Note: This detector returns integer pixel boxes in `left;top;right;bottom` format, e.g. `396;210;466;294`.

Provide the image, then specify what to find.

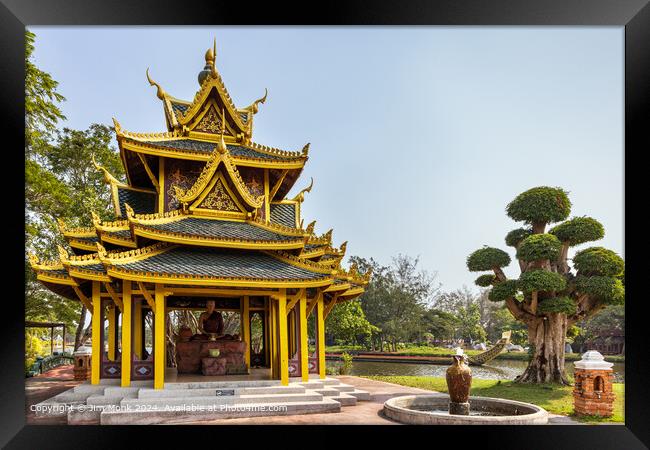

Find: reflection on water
349;359;625;383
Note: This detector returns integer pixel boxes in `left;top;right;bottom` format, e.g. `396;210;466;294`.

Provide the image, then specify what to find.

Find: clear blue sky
29;26;624;293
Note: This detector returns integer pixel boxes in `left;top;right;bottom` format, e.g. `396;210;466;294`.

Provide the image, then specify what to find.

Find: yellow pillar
133;299;143;360
269;298;276;378
241;296;250;369
154;284;166;389
277;290;289;385
121;282;132;387
316;292;326;379
107;305;116;361
91;281;101;385
299;292;309;382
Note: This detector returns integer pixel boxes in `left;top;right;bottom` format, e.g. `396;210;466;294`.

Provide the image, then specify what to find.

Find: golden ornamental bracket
292;177;314;203
57;245;69;263
146;67;166;100
247;88;268;114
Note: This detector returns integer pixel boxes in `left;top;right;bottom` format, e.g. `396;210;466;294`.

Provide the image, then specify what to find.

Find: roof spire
199;38;217;85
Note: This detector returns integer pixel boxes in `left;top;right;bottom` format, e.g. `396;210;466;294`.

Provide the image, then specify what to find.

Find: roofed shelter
28;39;369;389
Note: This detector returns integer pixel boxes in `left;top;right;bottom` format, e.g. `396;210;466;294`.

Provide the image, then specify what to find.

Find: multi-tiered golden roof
29;39;369;389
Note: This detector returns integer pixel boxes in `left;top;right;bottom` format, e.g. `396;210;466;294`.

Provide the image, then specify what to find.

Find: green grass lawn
364;376;624;423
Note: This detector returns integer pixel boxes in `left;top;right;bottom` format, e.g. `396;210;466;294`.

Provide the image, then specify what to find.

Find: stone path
185;376;433;425
25;365;82;424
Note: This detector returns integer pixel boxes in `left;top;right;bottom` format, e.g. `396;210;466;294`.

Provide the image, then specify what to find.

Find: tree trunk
516;313;571;385
74;305;87;351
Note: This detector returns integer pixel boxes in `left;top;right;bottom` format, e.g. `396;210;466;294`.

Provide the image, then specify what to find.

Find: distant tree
467;187;624;384
326;300;379;346
25;31;125;351
422;309;459;342
350;255;440;352
454;303;487;344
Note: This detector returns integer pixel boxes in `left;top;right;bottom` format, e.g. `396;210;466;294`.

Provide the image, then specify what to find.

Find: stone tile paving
25;365;82;425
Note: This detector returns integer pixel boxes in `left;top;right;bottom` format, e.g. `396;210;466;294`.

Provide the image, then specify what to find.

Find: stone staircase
33;378;370;425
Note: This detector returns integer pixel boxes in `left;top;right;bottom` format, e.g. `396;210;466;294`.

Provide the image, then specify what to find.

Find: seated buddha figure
194;300;224;340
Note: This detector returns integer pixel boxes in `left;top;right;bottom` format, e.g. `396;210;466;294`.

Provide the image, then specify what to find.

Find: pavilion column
316;291;326;379
154;284;166;389
299;291;309;382
121;281;132;387
241;296;250;369
133;299;143;360
277;289;289;386
269;298;277;378
91;281;102;385
107;305;116;361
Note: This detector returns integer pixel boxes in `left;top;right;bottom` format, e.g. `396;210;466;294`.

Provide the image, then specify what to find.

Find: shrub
573;247;624;277
549;216;604;246
505;227;532;247
475;274;497;287
506;186;571;225
467;247;511;271
340;352;354;375
516;234;562;262
519;270;567;293
488;280;519;302
537;296;577;314
575;275;625;305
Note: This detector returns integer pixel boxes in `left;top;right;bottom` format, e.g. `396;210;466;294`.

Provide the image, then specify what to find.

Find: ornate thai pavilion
29;41;369;389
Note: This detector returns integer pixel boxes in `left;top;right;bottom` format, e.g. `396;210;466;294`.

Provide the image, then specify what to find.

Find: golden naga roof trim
57;218;96;238
243;88;268;114
308;228;333;246
28;253;65;271
99;241;172;265
263;250;336;276
173;138;264;210
146;68;166;100
292;177;313;203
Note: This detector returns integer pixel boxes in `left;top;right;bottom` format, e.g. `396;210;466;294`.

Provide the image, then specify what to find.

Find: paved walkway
25;365;82;425
187;376;438;425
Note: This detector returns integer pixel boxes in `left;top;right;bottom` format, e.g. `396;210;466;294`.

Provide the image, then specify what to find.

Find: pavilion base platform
33;376;370;425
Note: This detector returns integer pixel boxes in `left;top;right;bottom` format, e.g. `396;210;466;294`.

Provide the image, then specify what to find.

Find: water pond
347;359;625;383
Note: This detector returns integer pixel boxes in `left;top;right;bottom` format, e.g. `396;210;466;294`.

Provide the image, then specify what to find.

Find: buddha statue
194;300;224;340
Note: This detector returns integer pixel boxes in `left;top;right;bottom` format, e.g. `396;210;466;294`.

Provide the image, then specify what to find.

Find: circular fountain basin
383;393;548;425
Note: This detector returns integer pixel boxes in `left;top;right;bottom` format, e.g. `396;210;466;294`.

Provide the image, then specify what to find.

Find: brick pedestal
201;357;227;376
73;350;92;381
573;351;615;417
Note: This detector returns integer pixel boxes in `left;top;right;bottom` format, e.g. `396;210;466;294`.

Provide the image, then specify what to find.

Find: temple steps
98;398;342;425
40;377;371;424
120;391;325;408
138;385;306;398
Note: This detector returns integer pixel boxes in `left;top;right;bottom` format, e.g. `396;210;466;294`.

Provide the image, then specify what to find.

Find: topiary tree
467;186;624;385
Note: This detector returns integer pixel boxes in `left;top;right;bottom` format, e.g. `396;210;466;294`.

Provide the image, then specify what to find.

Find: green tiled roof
270;203;296;228
118;247;328;281
117;187;156;217
137;139;296;161
140;217;298;242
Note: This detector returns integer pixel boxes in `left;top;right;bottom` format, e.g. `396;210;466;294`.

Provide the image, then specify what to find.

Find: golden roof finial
28;252;39;266
91;155;120;185
305;220;316;236
57;218;67;233
301;143;310;157
91;210;101;226
340;241;348;254
292;177;314;203
324;229;333;242
96;242;107;259
112;117;122;134
57;244;69;263
249;88;268;114
124;203;135;218
146;68;166;100
363;266;373;283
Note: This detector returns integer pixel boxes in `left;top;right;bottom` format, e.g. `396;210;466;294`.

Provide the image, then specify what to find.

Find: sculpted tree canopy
468;186;624;384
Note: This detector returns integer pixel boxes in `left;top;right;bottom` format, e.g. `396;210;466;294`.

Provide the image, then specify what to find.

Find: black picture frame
1;0;647;448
